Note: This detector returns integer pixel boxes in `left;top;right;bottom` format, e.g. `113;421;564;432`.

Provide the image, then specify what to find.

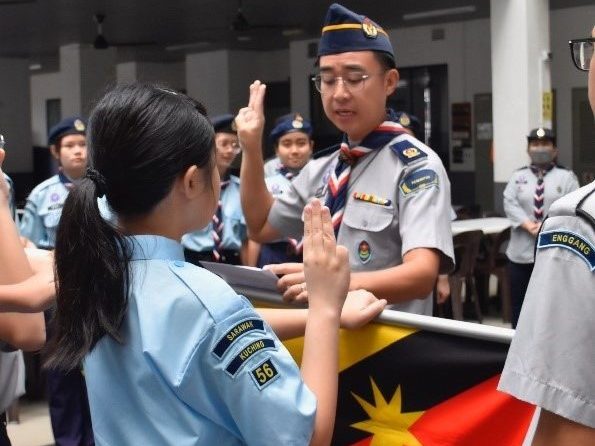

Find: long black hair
45;83;214;370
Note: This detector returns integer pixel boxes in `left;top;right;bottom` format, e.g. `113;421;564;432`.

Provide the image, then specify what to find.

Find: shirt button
174;260;185;267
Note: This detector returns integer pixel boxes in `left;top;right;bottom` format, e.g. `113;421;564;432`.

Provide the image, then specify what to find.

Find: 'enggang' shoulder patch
399;169;439;196
390;140;427;164
538;230;595;271
213;318;265;359
225;338;276;377
250;358;280;390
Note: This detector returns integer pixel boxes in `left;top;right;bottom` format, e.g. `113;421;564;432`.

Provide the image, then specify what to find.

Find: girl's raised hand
302;199;350;314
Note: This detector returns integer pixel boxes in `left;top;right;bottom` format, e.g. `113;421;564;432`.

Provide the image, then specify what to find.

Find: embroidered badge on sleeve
399;169;439;196
538;230;595;271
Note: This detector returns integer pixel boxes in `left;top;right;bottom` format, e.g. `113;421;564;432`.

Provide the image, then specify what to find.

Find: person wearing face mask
502;127;579;327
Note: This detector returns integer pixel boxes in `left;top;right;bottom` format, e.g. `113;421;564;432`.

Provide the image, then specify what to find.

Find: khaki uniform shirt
499;182;595;428
503;165;579;264
268;133;454;315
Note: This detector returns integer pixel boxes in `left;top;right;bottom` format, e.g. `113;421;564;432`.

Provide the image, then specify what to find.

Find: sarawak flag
282;322;535;446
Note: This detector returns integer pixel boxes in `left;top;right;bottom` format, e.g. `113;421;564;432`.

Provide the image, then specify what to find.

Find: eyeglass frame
568;37;594;72
311;71;387;94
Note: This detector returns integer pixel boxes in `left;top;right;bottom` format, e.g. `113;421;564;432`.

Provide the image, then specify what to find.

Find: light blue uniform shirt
181;176;246;252
19;175;69;249
19;174;114;249
84;235;316;446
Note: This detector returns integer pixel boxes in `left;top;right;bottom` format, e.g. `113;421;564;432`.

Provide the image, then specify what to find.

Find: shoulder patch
390;140;427;164
250;358;280;390
212;318;265;359
399;169;439;196
538;230;595;271
225;338;276;377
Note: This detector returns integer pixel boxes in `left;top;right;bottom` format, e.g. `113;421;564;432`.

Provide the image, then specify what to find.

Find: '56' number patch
251;358;279;390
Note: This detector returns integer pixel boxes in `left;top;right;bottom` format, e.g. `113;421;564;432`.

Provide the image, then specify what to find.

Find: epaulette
576;187;595;231
313;143;340;160
390;139;427;165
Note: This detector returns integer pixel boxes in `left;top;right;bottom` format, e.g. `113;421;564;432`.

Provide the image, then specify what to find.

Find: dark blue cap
48;116;86;145
528;127;555;144
211;114;237;134
269;113;313;144
318;3;394;60
394;112;421;138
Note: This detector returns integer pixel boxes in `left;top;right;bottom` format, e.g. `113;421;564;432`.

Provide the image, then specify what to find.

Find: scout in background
19;117;88;249
502;127;578;327
45;82;386;445
181;114;249;265
251;113;314;267
499;27;595;445
236;3;454;313
18;117;95;446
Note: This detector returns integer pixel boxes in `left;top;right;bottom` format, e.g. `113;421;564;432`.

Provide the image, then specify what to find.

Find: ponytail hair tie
85;167;107;198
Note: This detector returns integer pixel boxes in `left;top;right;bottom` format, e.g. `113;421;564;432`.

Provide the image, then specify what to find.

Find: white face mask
529;146;554;165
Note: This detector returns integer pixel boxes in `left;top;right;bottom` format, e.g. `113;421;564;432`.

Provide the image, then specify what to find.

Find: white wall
0;58;32;172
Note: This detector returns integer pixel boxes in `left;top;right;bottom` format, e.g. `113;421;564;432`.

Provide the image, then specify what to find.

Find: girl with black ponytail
46;83;385;446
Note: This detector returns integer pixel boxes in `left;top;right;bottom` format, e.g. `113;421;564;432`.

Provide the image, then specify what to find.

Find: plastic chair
475;227;512;322
447;230;484;322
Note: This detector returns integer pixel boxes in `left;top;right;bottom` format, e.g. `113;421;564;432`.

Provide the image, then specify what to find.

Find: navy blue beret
211;114;237;134
48;116;86;145
394;112;421;137
318;3;394;60
527;127;555;143
269;113;313;144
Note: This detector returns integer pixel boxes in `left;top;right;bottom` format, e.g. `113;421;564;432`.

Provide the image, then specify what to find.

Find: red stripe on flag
409;375;535;446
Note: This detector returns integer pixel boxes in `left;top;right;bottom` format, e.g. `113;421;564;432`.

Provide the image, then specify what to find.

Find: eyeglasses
569;37;594;71
311;71;385;94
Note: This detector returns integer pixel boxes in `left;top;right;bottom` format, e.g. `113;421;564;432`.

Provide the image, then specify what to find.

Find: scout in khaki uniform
499;27;595;445
503;127;579;327
236;3;454;314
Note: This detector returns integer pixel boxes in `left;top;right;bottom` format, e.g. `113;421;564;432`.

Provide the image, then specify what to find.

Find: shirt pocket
41;208;62;229
342;200;394;232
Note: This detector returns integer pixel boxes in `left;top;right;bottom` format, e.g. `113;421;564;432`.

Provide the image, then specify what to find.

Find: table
451;217;512;236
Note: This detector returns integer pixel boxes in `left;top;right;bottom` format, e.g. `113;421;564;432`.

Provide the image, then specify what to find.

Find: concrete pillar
490;0;551;208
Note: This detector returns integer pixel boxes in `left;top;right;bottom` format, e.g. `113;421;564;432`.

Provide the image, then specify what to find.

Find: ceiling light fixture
403;6;476;21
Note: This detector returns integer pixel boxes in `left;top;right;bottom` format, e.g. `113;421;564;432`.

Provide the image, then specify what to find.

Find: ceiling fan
215;0;302;34
93;13;157;50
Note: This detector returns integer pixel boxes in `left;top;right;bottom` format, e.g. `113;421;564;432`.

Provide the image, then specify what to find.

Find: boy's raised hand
235;80;266;152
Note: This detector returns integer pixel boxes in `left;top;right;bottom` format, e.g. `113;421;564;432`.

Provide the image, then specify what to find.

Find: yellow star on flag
351;377;424;446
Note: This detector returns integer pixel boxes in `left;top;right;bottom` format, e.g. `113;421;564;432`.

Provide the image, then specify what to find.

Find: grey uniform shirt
503;166;579;263
498;182;595;429
268;133;454;315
